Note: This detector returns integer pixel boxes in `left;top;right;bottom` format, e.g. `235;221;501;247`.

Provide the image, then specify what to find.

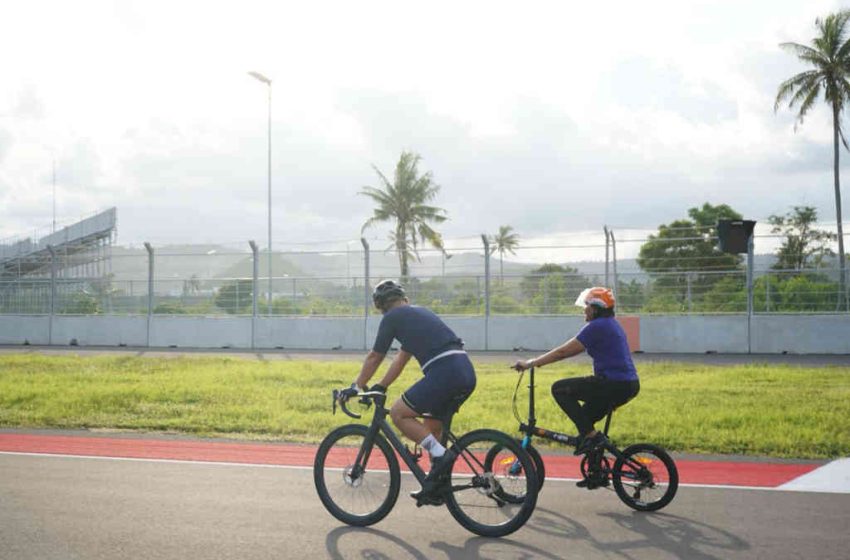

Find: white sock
420;434;446;458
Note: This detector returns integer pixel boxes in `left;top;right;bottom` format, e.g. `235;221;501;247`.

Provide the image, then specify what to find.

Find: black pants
551;376;640;436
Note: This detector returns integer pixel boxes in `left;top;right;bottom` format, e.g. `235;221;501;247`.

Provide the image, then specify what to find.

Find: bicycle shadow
431;536;563;560
518;507;749;560
324;525;430;560
520;506;594;540
595;510;750;560
325;524;562;560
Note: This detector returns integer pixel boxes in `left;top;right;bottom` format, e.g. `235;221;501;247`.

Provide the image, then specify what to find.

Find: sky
1;0;849;262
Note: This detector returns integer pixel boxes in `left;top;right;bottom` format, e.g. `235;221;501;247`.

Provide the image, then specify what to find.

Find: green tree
769;206;836;272
214;280;253;314
775;11;849;309
520;263;591;313
637;203;743;304
489;225;520;286
61;292;100;314
360;151;448;281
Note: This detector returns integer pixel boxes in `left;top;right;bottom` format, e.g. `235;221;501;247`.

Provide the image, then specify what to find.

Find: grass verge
0;354;847;459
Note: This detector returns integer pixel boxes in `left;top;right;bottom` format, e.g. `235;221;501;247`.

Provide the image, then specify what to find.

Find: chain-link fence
1;229;848;316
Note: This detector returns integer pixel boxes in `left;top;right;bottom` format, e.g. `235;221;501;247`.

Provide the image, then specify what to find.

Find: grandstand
0;208;116;312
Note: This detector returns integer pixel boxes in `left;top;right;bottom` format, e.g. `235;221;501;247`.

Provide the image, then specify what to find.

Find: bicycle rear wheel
612;443;678;512
444;429;538;537
482;440;545;503
313;424;400;526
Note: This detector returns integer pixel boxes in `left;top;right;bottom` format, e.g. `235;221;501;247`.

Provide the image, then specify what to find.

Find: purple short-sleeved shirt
575;317;638;382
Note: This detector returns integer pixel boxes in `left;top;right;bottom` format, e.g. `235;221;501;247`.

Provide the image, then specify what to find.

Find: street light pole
248;71;273;315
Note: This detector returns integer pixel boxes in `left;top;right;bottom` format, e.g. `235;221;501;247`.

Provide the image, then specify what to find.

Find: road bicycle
492;367;678;512
313;388;539;537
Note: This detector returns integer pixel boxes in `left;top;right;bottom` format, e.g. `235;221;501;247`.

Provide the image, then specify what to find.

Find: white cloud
1;0;848;255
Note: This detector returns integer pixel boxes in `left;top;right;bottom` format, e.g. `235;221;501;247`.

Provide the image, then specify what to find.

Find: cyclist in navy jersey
513;287;639;482
339;279;477;501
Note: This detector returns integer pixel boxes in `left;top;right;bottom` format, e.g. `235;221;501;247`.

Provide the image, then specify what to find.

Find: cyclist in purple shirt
513;287;639;481
339;280;476;502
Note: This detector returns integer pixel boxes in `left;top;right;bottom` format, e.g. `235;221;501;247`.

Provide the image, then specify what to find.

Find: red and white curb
777;458;850;494
0;433;846;493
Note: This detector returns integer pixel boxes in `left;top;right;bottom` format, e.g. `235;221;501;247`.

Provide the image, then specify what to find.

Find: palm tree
360;151;448;281
775;11;850;310
490;225;520;285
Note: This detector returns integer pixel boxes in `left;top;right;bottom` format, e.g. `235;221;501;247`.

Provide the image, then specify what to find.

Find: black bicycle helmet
372;279;406;309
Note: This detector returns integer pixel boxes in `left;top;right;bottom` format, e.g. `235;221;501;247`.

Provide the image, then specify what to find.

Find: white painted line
0;451;313;471
778;458;850;494
2;450;842;494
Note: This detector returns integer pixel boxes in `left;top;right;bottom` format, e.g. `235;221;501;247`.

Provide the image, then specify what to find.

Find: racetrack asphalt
1;439;848;560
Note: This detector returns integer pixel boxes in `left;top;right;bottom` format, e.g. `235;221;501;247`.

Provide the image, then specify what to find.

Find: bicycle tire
482;440;546;503
612;443;678;512
444;429;538;537
313;424;401;526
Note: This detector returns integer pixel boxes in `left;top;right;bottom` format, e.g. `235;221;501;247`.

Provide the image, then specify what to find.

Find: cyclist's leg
392;369;461;454
389;398;431;443
552;376;602;436
585;379;641;426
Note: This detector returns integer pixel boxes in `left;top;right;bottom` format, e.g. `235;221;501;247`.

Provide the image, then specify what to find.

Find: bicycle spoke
444;429;538;537
314;425;400;526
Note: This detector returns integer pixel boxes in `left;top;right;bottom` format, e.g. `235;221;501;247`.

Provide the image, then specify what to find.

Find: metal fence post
47;245;56;345
481;234;490;351
144;242;154;347
610;229;619;298
747;233;754;354
361;238;370;350
603;225;610;288
249;240;259;349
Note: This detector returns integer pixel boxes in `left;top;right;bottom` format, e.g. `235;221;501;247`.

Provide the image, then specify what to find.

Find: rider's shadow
594;511;751;560
431;536;563;560
324;525;430;560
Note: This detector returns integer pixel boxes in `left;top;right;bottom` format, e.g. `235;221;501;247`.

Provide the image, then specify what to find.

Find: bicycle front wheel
482;440;546;503
313;424;401;526
612;443;678;512
445;429;538;538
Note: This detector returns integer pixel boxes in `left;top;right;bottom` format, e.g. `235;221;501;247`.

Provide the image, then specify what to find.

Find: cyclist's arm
355;350;385;389
526;337;585;368
375;350;413;388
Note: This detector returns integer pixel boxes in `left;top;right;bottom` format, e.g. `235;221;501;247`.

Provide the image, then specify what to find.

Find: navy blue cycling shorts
402;353;476;419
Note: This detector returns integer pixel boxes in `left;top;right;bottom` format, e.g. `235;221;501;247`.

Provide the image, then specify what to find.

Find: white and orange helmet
574;287;615;309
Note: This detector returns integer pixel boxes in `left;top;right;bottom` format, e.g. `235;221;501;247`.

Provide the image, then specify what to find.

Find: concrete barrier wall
639;315;750;353
0;314;848;354
53;316;147;347
752;314;850;354
0;315;50;345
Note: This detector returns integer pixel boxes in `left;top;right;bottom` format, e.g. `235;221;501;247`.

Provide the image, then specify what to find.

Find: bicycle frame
335;390;461;488
516;368;632;467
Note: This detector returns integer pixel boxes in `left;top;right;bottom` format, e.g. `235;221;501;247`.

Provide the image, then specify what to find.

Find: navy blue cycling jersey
372;305;463;367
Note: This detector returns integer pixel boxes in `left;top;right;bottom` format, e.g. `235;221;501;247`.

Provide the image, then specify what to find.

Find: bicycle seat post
603;405;614;436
